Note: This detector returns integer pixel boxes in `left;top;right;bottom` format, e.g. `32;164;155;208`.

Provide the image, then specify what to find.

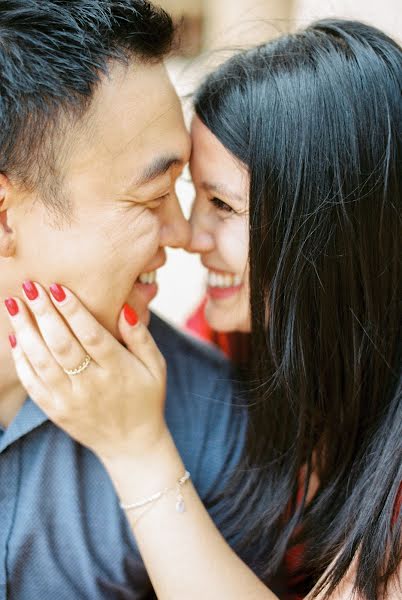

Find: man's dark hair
0;0;174;206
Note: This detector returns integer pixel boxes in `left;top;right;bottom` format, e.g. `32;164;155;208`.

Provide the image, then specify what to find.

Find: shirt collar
0;397;47;453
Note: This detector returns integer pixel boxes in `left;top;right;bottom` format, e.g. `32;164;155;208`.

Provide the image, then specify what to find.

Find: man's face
1;61;191;338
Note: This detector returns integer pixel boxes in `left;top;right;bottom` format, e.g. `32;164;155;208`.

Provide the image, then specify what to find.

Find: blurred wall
203;0;293;48
157;0;201;16
294;0;401;41
159;0;401;48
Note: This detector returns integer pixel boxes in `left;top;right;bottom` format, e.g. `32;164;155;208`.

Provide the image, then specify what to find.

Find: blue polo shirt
0;313;246;599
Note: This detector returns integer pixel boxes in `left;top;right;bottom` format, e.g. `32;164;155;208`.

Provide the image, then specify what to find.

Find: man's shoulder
149;311;231;381
149;314;246;504
149;312;240;426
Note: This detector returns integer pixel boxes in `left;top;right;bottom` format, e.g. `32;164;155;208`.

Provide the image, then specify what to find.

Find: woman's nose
159;194;192;250
186;205;215;254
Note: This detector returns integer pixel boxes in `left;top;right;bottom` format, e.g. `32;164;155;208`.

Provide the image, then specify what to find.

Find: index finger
48;283;122;366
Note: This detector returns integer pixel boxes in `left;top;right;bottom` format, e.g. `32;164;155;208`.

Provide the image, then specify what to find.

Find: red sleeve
185;297;249;363
392;483;402;526
185;297;213;342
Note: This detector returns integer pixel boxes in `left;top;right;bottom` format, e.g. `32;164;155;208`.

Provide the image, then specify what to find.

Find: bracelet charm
120;470;191;518
176;494;185;513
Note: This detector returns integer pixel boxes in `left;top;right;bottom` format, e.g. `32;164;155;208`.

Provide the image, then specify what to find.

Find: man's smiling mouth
137;270;157;285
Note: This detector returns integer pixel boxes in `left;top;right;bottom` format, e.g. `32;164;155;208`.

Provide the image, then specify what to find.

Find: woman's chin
204;301;250;334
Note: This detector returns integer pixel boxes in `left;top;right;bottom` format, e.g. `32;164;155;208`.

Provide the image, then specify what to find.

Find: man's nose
159;194;192;249
186;203;215;254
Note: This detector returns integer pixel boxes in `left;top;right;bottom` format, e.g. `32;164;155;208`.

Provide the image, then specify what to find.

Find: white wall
203;0;293;48
293;0;401;42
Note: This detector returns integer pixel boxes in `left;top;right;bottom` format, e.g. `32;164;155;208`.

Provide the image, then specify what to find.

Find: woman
187;17;402;597
5;19;401;599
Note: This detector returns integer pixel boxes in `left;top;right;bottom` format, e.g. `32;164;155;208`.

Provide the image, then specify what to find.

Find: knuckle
50;402;66;422
34;355;52;372
52;338;73;357
81;327;104;347
62;294;79;316
23;379;36;398
135;327;149;347
30;302;46;317
32;300;52;318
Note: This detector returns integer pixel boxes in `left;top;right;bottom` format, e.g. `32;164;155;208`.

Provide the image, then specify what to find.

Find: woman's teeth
207;271;242;288
138;270;157;285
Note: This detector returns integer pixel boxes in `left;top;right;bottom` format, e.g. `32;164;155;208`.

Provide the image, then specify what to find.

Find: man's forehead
87;61;184;147
68;61;190;178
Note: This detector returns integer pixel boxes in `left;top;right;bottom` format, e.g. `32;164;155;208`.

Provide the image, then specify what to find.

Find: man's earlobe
0;177;17;258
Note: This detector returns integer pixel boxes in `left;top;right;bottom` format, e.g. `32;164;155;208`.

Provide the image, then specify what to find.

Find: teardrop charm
176;496;185;513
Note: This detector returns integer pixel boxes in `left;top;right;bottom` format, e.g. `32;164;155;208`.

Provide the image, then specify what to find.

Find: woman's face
189;116;251;333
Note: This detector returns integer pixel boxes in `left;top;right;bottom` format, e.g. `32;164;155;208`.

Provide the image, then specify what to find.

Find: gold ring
63;354;92;376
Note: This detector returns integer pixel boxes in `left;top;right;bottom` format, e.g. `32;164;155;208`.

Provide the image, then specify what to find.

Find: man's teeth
207;271;242;288
138;270;157;284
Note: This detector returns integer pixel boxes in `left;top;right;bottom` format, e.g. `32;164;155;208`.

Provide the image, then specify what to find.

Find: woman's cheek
219;218;249;274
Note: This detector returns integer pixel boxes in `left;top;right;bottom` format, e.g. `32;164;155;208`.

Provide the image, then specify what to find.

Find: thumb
118;303;166;380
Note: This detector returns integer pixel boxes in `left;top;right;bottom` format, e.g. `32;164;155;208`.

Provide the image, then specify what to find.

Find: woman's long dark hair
194;20;401;599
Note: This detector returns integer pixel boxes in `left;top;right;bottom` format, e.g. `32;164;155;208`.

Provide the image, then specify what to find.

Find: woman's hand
4;281;167;462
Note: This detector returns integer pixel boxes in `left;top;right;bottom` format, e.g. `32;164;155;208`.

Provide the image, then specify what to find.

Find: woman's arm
102;429;275;600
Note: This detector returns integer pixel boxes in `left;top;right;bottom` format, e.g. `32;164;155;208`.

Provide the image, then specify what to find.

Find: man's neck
0;336;27;428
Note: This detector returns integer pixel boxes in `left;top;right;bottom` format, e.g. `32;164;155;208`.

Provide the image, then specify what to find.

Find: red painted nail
4;297;19;316
22;280;39;301
49;283;66;303
123;303;138;327
8;334;17;348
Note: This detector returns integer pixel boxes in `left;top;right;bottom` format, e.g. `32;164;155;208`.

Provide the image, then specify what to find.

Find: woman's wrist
99;425;186;507
94;417;170;463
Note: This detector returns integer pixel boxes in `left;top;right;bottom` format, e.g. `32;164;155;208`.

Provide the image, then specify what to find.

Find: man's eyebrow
134;156;184;187
201;181;244;204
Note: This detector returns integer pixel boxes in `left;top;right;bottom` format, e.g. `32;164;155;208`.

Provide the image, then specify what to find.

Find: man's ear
0;173;17;258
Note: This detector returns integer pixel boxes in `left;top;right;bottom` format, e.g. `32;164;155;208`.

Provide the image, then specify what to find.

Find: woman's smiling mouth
206;269;243;300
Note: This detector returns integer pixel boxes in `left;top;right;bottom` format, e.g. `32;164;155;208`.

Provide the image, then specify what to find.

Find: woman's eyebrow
201;181;244;204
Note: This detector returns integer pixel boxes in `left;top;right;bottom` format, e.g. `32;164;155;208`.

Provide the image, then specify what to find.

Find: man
0;2;245;598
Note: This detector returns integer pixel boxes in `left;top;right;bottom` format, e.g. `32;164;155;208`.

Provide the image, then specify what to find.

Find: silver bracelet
120;470;191;514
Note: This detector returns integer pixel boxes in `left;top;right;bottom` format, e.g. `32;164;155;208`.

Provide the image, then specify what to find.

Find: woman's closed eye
210;197;235;214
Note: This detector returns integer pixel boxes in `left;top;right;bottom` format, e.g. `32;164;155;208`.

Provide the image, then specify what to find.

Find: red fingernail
22;280;39;301
49;283;66;303
4;297;19;316
123;303;138;327
8;334;17;349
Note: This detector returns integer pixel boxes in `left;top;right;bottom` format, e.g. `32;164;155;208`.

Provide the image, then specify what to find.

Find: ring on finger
63;354;92;376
